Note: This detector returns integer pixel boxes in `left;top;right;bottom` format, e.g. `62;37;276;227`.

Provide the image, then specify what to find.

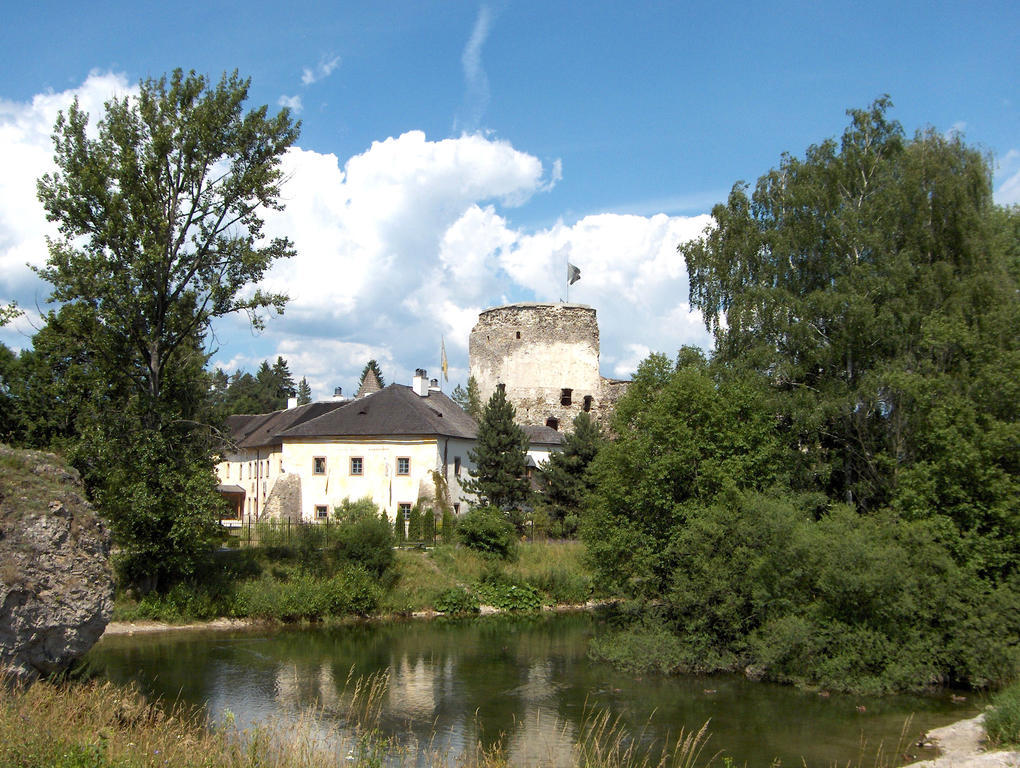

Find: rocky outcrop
0;444;113;681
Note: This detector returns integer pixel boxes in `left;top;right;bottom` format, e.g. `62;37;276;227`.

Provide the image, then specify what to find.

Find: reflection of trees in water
88;615;965;766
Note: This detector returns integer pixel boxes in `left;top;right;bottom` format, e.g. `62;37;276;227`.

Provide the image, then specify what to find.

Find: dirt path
102;618;258;636
907;715;1019;768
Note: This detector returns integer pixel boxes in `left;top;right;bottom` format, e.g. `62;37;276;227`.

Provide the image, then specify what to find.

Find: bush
456;506;517;559
232;566;380;620
986;682;1020;747
432;586;479;614
333;512;395;580
473;573;541;611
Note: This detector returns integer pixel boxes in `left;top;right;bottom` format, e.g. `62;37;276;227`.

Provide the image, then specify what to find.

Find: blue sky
1;1;1017;398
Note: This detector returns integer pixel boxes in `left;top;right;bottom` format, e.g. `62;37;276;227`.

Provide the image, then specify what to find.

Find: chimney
429;378;440;392
412;369;429;397
330;386;346;402
287;396;298;409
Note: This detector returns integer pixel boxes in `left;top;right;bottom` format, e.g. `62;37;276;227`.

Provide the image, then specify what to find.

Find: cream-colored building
215;372;480;524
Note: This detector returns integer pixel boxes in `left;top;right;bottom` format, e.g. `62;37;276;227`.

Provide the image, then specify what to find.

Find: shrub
407;505;423;541
986;682;1020;747
333;496;381;524
432;586;479;614
232;567;380;620
333;512;395;580
456;506;517;559
473;579;541;611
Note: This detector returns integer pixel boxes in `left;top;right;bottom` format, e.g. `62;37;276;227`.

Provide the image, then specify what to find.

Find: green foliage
432;586;480;614
583;351;784;596
680;97;1019;542
393;508;406;542
232;566;380;620
455;506;518;559
539;411;602;534
296;376;312;405
985;682;1020;747
464;387;531;517
333;496;382;523
332;508;395;581
358;359;385;391
33;69;299;592
583;99;1019;693
451;376;482;421
472;579;542;612
593;490;1019;692
407;504;423;541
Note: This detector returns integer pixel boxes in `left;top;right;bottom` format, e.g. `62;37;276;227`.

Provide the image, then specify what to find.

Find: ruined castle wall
469;303;616;428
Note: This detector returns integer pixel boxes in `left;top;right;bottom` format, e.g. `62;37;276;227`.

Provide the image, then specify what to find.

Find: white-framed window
315;504;329;520
396;457;410;475
399;502;412;520
313;456;326;475
350;457;363;475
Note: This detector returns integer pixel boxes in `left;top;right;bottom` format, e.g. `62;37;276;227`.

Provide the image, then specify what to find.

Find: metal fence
222;518;444;549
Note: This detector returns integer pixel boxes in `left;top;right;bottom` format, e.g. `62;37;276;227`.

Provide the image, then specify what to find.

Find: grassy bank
0;675;715;768
113;540;596;624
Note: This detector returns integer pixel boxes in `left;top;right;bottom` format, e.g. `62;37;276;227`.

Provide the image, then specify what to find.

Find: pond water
87;613;979;767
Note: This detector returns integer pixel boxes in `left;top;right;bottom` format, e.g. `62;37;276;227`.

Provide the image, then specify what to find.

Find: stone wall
261;472;302;522
469;302;628;429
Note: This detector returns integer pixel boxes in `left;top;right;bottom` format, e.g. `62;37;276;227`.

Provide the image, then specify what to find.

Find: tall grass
1;672;721;768
985;682;1020;747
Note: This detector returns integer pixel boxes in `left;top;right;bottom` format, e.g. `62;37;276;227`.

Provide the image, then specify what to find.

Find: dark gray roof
226;401;349;449
278;384;477;440
522;425;565;446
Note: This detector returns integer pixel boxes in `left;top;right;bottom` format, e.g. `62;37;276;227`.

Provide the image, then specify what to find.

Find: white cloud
0;71;136;305
301;55;341;86
456;5;493;133
278;94;303;113
0;74;713;401
253;132;711;390
995;149;1020;206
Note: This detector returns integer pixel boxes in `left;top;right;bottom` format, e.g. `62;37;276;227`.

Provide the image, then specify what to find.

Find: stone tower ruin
468;302;627;429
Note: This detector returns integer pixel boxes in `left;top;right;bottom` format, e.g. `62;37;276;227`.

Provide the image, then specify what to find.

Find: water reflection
88;613;978;767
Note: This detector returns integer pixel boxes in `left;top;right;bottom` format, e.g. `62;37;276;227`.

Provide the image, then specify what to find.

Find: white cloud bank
0;73;713;397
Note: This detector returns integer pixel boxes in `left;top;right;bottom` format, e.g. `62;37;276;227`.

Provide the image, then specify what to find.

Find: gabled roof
522;425;565;446
278;384;477;440
226;401;350;449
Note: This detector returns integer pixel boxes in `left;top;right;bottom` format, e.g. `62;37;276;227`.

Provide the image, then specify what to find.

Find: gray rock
0;444;113;681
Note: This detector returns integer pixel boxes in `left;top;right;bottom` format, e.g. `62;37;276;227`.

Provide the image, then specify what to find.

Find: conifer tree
464;387;531;519
296;377;312;405
540;411;602;531
407;505;423;541
358;360;385;391
451;376;483;421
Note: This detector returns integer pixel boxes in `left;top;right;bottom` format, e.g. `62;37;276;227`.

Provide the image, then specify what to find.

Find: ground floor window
399;502;412;520
315;504;329;520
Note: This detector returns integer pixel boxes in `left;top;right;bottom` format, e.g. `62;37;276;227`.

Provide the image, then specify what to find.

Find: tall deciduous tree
34;69;300;590
464;387;531;519
680;97;1018;572
38;69;298;420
